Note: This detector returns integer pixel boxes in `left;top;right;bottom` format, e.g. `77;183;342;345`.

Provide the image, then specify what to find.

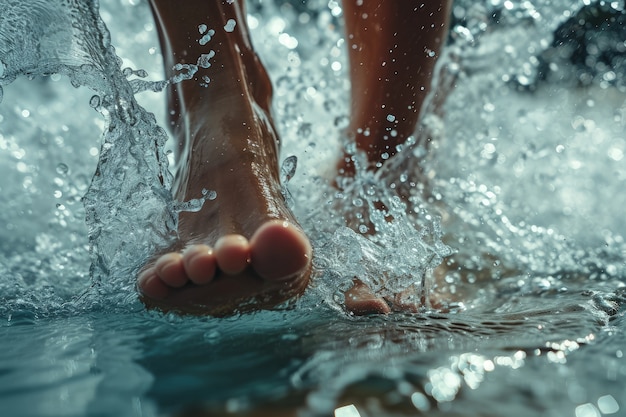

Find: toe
138;268;172;300
155;253;188;288
183;245;217;284
249;220;312;281
214;235;251;275
344;279;391;315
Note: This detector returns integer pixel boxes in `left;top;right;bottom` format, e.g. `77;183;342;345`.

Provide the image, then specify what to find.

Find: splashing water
1;0;626;416
0;0;452;313
0;0;177;311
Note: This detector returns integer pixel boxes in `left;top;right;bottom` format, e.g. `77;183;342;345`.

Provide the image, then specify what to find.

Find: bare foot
338;0;453;315
142;0;451;316
140;0;312;315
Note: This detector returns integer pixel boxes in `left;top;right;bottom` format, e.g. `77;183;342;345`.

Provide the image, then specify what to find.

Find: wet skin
140;0;451;315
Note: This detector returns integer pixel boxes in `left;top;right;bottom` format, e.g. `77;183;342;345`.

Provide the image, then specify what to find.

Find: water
1;0;625;416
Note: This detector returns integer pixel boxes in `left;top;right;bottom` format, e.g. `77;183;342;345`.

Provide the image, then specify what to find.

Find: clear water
1;0;625;416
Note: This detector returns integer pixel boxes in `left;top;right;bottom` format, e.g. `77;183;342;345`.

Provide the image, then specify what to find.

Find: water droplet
171;63;199;83
224;19;237;32
297;123;312;138
334;115;349;129
180;198;204;213
201;188;217;200
597;395;619;415
453;25;475;44
197;51;215;68
323;99;337;112
280;155;297;184
199;29;215;45
56;163;69;176
89;95;101;108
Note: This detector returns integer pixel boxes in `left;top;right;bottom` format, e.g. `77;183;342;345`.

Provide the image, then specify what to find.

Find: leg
340;0;452;173
341;1;452;313
138;0;312;315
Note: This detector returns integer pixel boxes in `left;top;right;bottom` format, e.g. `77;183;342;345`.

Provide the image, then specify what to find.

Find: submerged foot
139;220;312;315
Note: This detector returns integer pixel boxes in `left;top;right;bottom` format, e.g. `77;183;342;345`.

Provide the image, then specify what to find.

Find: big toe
249;220;312;281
